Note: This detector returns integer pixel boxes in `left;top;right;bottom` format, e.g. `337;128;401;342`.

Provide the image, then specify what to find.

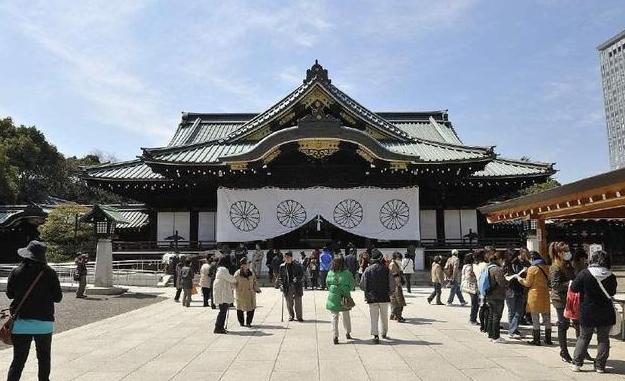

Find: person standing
213;255;237;334
180;257;194;308
325;255;354;344
234;258;261;327
504;250;527;339
344;248;358;291
476;248;493;333
549;242;576;363
74;254;88;299
309;249;319;290
174;256;184;302
199;256;213;307
271;251;283;288
445;249;466;306
319;247;332;290
518;251;552;346
358;250;370;284
252;244;264;279
266;248;276;283
571;250;618;373
279;252;304;322
389;252;407;322
235;243;247;269
360;249;391;344
427;256;445;305
401;252;415;293
301;251;311;290
208;257;218;309
461;253;479;325
485;251;508;343
6;240;63;381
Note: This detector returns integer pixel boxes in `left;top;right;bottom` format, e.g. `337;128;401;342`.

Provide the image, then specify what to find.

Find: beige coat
389;260;406;308
431;262;445;284
234;269;260;312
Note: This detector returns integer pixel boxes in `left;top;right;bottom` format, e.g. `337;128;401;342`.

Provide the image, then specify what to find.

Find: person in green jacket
325;254;354;345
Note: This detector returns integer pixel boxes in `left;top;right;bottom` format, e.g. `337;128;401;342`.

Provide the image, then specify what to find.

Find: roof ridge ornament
304;59;331;85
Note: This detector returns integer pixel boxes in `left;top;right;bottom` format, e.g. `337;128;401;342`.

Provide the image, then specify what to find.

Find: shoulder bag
0;271;45;345
592;274;622;336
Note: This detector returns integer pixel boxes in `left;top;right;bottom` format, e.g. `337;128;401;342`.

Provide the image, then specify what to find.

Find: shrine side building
83;62;555;254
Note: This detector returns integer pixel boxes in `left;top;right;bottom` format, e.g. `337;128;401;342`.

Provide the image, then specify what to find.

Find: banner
216;187;419;242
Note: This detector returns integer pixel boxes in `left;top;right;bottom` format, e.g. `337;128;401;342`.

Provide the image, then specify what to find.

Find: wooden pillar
537;218;548;257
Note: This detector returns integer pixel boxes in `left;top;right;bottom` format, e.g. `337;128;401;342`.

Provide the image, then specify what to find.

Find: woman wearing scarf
548;241;576;363
518;251;552;346
570;250;617;373
234;258;261;327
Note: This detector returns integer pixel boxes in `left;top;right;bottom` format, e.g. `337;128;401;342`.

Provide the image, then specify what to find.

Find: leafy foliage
516;178;561;197
38;204;95;262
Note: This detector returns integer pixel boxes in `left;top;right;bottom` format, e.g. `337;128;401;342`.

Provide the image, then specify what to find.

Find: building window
96;221;108;234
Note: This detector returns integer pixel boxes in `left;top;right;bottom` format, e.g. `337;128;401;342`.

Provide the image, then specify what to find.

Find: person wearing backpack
482;251;508;343
518;251;552;346
427;256;445;305
570;250;618;373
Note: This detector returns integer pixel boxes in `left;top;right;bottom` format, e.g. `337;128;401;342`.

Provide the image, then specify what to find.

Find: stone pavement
1;286;625;381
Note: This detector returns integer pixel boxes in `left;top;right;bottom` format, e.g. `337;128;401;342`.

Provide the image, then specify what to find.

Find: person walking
213;255;237;334
427;255;445;305
319;246;332;290
74;254;88;299
199;256;213;307
360;249;391;344
279;252;304;322
504;250;527;339
6;240;63;381
174;256;184;302
389;252;406;322
252;244;264;280
518;251;552;346
445;249;466;306
485;251;508;343
461;253;479;325
570;250;618;373
234;258;261;327
180;257;194;307
548;242;576;363
401;252;415;293
344;248;358;291
325;255;354;344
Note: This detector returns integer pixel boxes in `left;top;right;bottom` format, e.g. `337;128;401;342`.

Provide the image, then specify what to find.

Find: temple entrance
271;216;370;249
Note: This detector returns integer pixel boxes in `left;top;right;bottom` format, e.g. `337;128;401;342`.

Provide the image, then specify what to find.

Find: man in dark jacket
360;249;391;344
6;240;62;381
344;248;358;291
266;248;276;282
279;252;304;322
174;257;184;302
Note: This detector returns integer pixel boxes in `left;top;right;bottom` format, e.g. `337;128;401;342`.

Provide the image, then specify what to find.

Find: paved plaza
1;286;625;381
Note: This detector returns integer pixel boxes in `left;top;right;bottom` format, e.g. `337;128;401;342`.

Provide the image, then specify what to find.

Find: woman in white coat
401;253;415;293
213;255;237;334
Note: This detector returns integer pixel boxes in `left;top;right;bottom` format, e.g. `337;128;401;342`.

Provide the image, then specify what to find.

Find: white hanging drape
216;187;419;242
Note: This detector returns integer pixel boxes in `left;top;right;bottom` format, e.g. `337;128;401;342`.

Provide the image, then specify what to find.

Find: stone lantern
80;205;128;294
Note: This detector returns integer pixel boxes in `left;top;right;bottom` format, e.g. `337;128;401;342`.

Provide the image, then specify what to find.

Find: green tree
38;203;95;262
516;178;561;197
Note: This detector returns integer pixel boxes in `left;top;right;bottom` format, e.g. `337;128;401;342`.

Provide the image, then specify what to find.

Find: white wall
157;212;190;242
444;209;478;240
198;212;216;242
419;210;437;240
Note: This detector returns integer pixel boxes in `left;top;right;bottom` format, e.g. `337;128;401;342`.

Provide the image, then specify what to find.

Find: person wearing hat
74;253;89;298
444;249;466;306
6;240;62;381
279;251;304;321
359;248;391;344
234;258;261;327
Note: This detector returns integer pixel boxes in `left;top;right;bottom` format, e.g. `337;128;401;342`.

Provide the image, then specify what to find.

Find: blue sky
1;1;624;183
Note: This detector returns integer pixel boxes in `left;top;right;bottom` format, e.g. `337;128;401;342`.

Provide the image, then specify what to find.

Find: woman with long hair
548;241;576;362
213;255;237;334
461;253;479;325
325;255;354;344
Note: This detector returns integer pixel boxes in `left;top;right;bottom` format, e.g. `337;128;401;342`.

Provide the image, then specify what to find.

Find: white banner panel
217;187;419;242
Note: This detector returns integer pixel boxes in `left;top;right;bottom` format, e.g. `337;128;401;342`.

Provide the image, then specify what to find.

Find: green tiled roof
168;121;243;147
392;118;462;145
81;204;130;224
117;209;149;228
85;160;165;180
470;159;554;178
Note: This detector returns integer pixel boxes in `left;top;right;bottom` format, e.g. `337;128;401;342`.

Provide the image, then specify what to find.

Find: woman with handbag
461;253;479;325
325;255;354;345
570;250;618;373
4;240;62;381
234;258;261;327
548;241;576;363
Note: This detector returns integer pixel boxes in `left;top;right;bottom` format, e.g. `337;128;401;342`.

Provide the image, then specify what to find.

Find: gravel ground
0;291;166;350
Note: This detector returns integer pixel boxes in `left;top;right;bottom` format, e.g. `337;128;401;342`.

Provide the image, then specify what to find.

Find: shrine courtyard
2;286;624;381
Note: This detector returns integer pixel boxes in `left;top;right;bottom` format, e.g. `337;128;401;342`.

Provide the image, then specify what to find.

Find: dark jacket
360;261;391;304
75;261;87;277
549;262;575;309
279;262;304;297
503;258;526;295
180;266;194;289
571;267;617;328
345;253;358;275
485;262;507;301
6;260;63;321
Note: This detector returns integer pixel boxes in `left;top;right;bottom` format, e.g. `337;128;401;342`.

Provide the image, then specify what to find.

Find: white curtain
216;187;419;242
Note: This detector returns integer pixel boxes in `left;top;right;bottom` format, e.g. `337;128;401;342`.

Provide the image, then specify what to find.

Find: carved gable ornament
298;140;340;159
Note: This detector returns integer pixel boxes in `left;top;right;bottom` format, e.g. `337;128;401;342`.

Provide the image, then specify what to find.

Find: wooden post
536;218;547;257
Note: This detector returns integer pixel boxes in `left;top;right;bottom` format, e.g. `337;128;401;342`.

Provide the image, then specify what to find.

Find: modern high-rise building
599;29;625;169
